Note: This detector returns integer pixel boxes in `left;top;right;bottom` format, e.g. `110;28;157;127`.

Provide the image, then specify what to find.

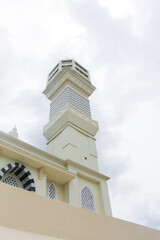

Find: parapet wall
0;182;159;240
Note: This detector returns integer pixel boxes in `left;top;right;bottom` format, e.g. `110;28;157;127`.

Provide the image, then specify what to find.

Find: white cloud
97;0;136;18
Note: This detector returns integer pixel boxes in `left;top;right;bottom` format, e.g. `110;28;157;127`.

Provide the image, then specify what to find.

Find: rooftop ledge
0;131;76;184
43;103;99;142
43;67;96;101
65;159;110;182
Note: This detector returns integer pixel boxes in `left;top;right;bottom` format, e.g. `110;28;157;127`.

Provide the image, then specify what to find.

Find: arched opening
0;163;36;192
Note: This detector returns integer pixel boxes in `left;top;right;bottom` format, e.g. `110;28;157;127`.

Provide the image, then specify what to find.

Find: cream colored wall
0;226;65;240
47;125;98;171
63;182;69;203
0;154;73;204
0;155;15;168
99;180;112;216
0;154;112;216
0;182;160;240
0;155;67;201
67;177;79;207
66;163;112;215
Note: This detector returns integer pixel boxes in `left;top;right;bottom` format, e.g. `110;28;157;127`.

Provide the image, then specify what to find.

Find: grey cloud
132;198;160;230
0;0;160;231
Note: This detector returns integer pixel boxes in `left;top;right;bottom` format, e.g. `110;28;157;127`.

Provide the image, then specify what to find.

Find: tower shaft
43;59;99;171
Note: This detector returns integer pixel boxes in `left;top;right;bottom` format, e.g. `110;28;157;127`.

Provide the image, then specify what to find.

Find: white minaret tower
43;59;112;215
43;59;99;171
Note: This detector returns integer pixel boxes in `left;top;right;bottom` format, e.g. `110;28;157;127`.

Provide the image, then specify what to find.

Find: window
48;182;57;199
81;186;96;211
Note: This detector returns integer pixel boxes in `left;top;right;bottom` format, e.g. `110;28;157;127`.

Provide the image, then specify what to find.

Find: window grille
2;175;19;187
48;182;56;199
81;186;96;211
49;87;91;119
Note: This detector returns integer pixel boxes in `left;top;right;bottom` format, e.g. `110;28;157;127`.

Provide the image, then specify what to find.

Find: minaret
43;59;99;171
43;60;112;216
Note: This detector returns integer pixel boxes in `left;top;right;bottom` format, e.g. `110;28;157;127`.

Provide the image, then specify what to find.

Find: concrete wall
0;156;66;202
47;125;98;171
0;155;112;215
0;226;64;240
0;182;159;240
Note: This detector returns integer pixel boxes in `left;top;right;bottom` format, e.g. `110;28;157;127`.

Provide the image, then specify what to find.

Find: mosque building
0;59;159;239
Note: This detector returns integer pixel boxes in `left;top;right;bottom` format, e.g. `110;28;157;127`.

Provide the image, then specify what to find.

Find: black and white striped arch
0;163;36;192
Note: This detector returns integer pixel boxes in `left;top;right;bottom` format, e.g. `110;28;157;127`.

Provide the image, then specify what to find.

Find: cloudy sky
0;0;160;230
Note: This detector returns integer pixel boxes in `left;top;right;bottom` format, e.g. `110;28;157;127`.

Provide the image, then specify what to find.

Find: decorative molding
62;143;77;149
43;103;99;142
38;167;45;180
43;68;95;101
66;159;110;182
0;134;76;185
